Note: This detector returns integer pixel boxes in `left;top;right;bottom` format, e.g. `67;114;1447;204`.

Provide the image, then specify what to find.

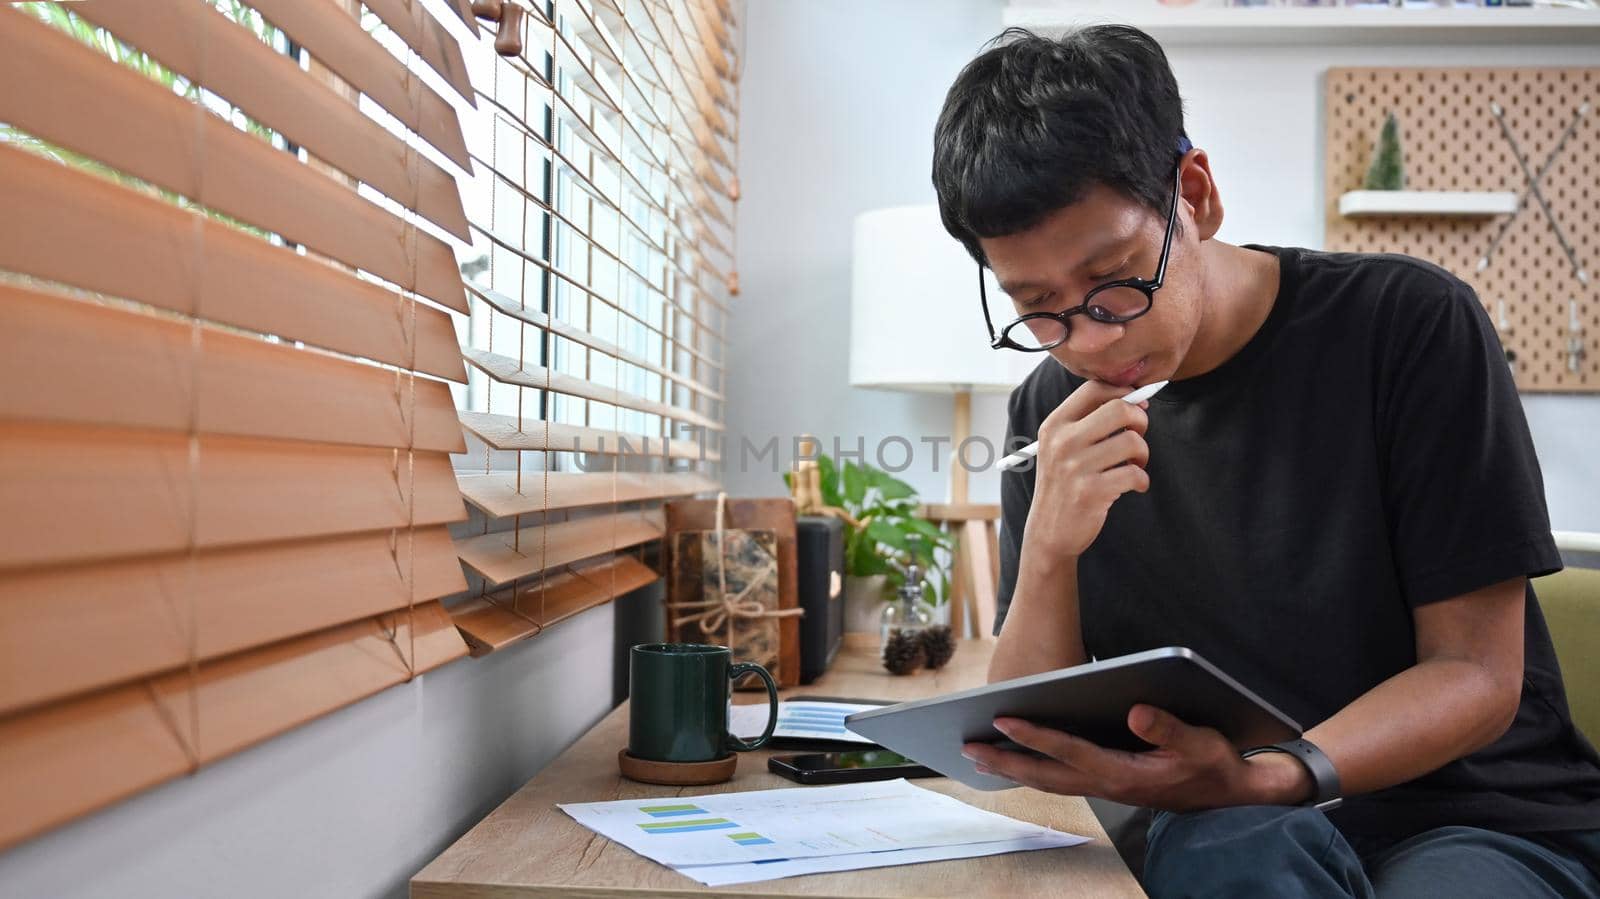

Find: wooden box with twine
663;494;803;687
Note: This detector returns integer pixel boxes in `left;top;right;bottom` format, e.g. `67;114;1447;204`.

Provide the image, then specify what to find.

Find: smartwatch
1241;738;1343;811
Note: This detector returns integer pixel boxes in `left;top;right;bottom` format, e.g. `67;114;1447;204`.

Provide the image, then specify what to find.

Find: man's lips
1094;358;1147;387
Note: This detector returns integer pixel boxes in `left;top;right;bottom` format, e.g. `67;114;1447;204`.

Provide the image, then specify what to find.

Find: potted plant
784;453;954;631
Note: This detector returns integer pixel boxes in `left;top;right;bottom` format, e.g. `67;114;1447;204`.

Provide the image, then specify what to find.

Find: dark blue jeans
1144;805;1600;898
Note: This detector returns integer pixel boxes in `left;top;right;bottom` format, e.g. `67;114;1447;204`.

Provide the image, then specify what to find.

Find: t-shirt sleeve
1374;274;1561;608
993;384;1038;636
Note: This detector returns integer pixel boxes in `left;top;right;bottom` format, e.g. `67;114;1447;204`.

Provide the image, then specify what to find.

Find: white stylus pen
996;380;1169;473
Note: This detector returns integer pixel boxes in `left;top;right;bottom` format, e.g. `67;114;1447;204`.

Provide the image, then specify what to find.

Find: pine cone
920;625;955;669
882;629;925;676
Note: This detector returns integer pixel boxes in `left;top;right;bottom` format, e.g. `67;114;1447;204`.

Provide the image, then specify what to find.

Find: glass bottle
880;549;932;674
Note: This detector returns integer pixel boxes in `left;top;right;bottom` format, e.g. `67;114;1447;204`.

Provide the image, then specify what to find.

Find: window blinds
0;0;476;850
448;0;739;654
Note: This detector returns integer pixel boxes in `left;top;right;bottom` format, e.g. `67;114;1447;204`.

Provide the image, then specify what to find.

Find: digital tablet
844;647;1301;791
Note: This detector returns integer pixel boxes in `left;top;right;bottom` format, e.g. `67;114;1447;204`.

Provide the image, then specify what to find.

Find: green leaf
850;543;890;578
781;470;792;491
872;470;917;501
905;517;946;544
841;461;866;506
817;453;843;508
865;518;908;552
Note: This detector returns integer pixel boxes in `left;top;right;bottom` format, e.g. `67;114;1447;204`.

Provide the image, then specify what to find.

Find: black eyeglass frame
978;162;1185;353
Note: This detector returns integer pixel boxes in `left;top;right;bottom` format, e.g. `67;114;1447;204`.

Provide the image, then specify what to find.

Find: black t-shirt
995;244;1600;839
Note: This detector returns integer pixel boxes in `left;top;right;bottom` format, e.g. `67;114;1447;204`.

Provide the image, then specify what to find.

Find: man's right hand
1020;379;1152;560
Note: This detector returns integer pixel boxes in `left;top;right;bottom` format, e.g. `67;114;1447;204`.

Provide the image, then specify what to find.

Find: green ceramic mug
628;643;779;763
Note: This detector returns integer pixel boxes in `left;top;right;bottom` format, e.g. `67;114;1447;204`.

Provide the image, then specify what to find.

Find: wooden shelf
1002;5;1600;46
1338;189;1520;217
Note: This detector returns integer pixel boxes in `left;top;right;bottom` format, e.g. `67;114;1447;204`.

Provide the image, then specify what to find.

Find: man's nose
1062;316;1127;356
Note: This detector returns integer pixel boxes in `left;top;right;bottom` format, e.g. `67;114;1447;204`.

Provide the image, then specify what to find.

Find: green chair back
1536;566;1600;744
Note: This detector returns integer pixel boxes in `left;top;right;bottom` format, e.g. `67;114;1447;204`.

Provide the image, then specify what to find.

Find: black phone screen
768;749;939;784
786;749;921;771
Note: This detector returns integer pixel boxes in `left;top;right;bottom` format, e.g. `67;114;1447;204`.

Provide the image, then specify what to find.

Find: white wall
728;6;1600;531
725;0;1012;507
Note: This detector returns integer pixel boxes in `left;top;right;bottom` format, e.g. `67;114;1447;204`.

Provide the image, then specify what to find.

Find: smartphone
767;749;939;785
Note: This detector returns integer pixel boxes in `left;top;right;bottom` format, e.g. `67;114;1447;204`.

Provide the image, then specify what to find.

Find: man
933;25;1600;897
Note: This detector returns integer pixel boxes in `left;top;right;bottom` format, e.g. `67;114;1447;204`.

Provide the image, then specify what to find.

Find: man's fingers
1091;463;1151;501
962;741;1098;796
1072;429;1149;475
1127;704;1204;753
1043;379;1132;430
991;718;1130;783
1081;394;1149;440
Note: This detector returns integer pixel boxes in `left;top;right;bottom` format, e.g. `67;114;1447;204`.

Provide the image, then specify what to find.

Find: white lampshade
849;204;1034;393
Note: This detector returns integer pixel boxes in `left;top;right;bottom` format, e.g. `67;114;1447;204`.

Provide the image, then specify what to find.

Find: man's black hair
932;26;1188;265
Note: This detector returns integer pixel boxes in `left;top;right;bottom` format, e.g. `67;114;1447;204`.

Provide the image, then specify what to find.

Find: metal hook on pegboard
1478;102;1590;287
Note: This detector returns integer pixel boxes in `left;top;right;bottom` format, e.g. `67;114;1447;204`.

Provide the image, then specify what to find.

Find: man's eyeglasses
978;162;1184;353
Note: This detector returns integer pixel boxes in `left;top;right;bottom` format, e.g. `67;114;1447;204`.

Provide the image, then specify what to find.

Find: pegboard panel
1325;67;1597;393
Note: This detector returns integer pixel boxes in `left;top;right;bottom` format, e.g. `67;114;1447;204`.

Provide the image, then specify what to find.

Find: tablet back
845;647;1301;791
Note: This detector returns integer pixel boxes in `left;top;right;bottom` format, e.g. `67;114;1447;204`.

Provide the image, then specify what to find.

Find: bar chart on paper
730;700;881;744
561;779;1057;867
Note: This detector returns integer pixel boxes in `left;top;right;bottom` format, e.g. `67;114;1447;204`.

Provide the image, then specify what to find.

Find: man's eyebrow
996;232;1140;297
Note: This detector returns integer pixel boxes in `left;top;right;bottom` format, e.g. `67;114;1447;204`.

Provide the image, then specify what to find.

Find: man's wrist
1242;750;1316;806
1018;534;1079;575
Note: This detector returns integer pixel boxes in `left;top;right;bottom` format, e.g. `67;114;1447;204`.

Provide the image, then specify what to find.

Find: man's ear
1180;148;1224;242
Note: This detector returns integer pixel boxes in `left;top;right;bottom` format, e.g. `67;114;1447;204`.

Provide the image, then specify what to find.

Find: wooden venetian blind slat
683;0;731;56
458;410;720;461
456;471;719;518
0;6;468;315
0;601;464;851
0;284;465;453
0;526;464;717
455;509;666;585
469;283;723;401
247;0;472;169
463;347;723;432
442;0;481;36
474;132;730;319
68;0;471;242
469;220;720;369
361;0;476;105
0;149;465;383
0;423;464;570
449;0;736;642
452;555;660;655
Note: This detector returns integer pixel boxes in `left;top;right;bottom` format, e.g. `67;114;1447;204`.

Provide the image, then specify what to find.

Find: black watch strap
1242;738;1343;811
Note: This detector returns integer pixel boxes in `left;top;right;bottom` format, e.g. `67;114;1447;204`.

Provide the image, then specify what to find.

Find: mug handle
725;662;779;752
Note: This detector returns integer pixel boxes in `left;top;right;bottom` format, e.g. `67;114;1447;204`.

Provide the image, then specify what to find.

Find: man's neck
1175;240;1280;380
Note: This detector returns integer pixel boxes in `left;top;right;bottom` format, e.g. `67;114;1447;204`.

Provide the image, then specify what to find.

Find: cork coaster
618;749;738;786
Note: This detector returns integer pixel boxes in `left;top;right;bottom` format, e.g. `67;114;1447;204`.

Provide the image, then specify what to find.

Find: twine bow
667;492;803;649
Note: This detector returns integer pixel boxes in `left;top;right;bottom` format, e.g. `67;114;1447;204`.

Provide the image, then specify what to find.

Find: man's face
977;180;1202;387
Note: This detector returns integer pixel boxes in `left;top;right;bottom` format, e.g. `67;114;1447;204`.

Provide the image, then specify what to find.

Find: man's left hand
960;705;1312;812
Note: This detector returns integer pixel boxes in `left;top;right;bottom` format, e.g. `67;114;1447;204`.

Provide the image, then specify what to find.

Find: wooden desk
412;636;1144;898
